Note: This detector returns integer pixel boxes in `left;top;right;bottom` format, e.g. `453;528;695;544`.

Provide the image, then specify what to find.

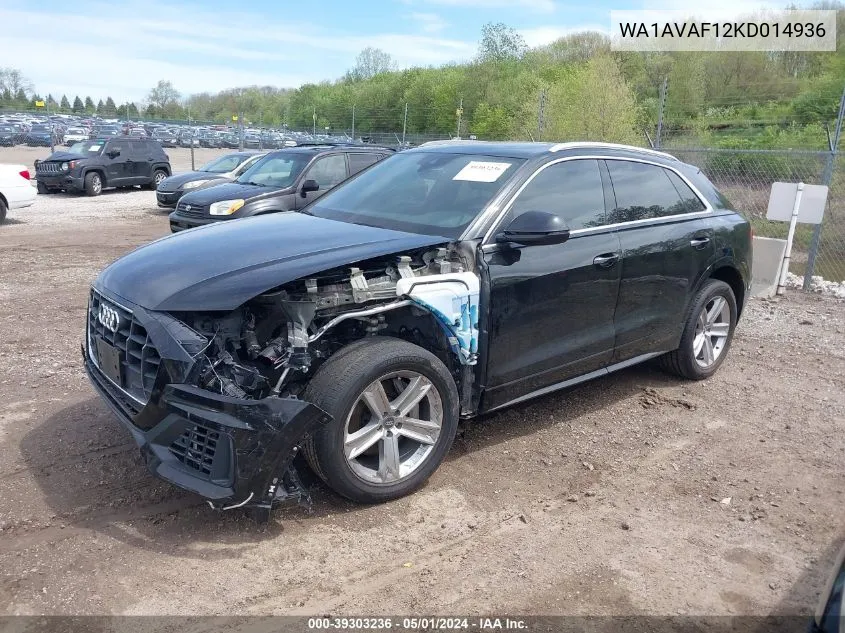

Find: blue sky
0;0;788;103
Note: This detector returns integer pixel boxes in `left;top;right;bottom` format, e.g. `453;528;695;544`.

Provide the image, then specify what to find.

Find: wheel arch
708;264;746;318
82;167;107;186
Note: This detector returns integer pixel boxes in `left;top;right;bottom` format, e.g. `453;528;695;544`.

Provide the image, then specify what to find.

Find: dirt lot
0;173;844;619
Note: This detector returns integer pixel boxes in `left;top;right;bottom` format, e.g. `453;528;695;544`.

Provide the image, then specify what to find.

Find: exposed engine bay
172;245;481;409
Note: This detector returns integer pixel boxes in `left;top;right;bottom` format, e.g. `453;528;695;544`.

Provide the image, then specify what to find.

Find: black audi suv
84;141;751;516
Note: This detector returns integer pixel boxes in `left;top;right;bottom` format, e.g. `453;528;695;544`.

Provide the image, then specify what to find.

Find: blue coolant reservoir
395;272;480;364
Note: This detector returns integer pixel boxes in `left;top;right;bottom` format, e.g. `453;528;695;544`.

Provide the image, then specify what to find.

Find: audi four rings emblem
98;304;120;333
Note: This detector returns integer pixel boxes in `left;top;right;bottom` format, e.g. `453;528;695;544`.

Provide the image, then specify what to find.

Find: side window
508;159;606;230
347;153;380;176
128;141;146;156
306;154;347;189
107;141;125;157
605;160;688;222
665;169;707;213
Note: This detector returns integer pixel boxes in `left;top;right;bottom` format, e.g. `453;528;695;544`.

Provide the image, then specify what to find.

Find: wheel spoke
703;336;715;365
396;416;440;445
361;380;391;419
344;421;383;460
391;375;432;417
709;323;730;338
697;310;707;333
693;332;705;357
707;297;726;325
378;433;401;481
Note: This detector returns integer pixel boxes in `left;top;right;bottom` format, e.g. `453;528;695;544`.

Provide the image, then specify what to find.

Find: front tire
0;198;7;224
36;181;48;194
304;337;460;503
84;172;102;196
658;279;737;380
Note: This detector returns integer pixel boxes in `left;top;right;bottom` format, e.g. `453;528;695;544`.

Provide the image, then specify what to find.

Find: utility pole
402;102;408;145
351;104;355;142
656;77;668;149
313;106;316;136
456;98;463;139
187;103;194;170
537;88;547;139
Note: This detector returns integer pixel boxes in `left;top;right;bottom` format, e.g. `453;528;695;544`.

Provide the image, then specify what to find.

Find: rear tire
658;279;737;380
304;337;460;504
84;172;102;196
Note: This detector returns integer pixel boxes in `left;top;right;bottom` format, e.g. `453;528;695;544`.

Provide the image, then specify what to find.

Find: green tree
14;88;28;106
46;94;57;108
72;96;84;113
96;99;104;113
147;80;180;111
60;95;70;111
103;97;116;116
84;96;95;114
545;54;641;144
346;48;397;82
477;22;526;63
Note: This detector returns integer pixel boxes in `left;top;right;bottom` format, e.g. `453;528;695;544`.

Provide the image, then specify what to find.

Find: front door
103;140;128;185
482;158;622;411
295;154;348;209
603;159;716;362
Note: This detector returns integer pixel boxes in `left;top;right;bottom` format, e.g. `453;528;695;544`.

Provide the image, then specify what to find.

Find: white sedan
0;163;36;224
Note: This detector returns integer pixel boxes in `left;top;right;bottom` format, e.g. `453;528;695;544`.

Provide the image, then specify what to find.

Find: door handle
593;253;619;268
690;236;711;249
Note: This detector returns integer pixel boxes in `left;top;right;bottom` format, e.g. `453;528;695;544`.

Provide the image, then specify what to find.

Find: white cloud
410;12;449;33
415;0;557;13
519;24;610;47
0;2;477;102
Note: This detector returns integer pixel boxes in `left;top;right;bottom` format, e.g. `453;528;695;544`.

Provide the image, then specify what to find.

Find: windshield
199;154;245;173
70;141;105;154
236;153;309;188
308;152;524;238
31;125;50;132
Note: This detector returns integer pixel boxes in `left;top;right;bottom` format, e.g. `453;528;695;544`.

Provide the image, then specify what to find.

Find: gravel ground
0;182;843;619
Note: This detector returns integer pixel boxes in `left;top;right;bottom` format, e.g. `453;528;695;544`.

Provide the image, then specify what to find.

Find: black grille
175;201;208;218
36;162;62;173
169;424;220;477
88;289;161;403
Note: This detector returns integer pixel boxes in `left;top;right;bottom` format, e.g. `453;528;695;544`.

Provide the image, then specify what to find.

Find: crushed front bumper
83;293;331;511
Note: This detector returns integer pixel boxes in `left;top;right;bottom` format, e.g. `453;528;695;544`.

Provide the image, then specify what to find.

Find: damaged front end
84;244;481;514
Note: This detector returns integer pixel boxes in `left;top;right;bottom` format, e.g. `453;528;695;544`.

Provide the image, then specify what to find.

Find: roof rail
547;142;678;162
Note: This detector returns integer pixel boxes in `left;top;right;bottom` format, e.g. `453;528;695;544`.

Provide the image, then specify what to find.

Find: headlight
61;162;69;170
182;179;212;190
208;199;245;216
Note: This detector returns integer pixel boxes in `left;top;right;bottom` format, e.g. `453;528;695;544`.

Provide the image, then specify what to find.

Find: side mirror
300;179;319;197
495;210;571;246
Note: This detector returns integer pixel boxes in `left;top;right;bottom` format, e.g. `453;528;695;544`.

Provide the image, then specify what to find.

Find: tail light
19;169;30;181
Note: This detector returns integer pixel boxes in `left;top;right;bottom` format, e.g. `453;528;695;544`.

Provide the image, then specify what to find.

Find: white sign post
766;182;829;295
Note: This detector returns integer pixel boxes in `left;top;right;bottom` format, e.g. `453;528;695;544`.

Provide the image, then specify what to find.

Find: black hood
43;151;88;161
158;171;228;192
95;213;448;311
178;181;281;206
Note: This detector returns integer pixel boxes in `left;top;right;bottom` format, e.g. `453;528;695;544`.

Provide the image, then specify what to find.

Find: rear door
604;159;714;363
128;141;152;183
482;158;622;410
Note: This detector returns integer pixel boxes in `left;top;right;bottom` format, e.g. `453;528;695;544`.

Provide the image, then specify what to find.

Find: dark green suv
34;137;171;196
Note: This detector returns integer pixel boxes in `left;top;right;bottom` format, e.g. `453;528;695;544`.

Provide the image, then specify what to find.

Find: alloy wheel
343;371;443;485
693;295;731;368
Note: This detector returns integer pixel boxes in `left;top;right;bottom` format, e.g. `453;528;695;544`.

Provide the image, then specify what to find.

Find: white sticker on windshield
453;161;512;182
88;144;102;152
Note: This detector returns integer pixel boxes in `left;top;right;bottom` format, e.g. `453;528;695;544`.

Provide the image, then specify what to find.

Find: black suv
168;145;392;232
34;138;171;196
84;141;750;516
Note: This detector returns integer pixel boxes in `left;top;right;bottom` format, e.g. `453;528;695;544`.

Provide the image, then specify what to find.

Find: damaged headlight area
84;245;480;518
